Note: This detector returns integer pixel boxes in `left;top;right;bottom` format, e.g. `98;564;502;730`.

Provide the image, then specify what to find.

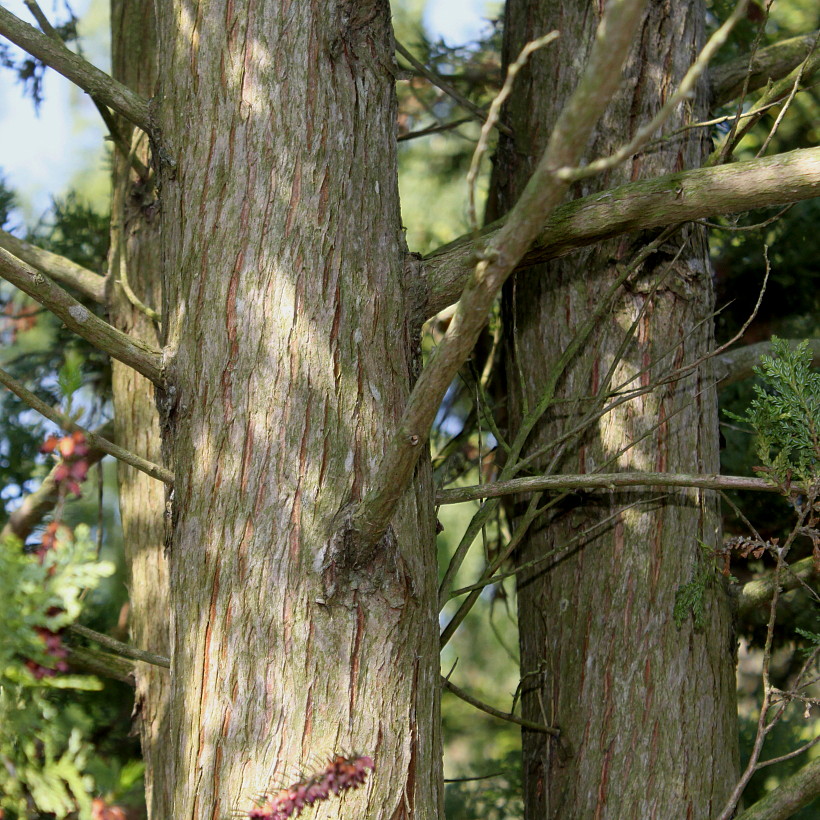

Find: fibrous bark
107;3;171;816
153;2;441;817
491;1;739;817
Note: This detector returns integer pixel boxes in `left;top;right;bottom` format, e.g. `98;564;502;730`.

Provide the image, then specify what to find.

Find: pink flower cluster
249;755;375;820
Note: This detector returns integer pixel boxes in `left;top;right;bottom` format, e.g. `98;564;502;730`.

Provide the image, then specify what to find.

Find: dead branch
0;246;163;384
0;229;106;303
0;5;150;130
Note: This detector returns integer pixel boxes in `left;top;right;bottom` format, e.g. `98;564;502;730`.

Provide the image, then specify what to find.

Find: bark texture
107;3;171;817
154;2;441;817
490;2;739;817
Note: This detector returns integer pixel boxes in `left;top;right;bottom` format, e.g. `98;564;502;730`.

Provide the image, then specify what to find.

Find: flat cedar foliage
0;0;818;818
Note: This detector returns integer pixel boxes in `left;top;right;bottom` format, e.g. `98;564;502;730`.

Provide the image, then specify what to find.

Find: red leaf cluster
25;624;70;679
41;431;91;498
92;798;128;820
248;755;375;820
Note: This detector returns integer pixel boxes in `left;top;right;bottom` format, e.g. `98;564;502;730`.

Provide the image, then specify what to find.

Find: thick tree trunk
153;2;441;817
490;2;739;817
107;3;171;817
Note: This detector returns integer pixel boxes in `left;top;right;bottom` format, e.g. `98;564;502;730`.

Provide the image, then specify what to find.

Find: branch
0;420;114;543
736;556;819;619
421;146;820;319
0;246;163;384
0;4;150;131
733;755;820;820
435;471;778;505
68;624;170;668
441;676;559;736
0;366;173;485
351;0;650;547
715;339;820;387
0;228;106;303
21;0;151;181
395;40;513;137
64;644;135;685
710;30;820;106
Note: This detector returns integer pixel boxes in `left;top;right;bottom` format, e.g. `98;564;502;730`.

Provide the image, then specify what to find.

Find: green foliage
673;542;715;630
0;527;114;819
795;626;820;651
725;337;820;488
58;350;85;417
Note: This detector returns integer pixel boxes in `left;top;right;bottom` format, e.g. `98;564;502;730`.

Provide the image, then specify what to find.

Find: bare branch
64;644;135;685
715;339;820;387
714;44;820;162
0;420;113;543
736;556;819;619
441;677;558;736
0;4;150;131
0;228;106;303
435;471;778;505
711;29;820;106
0;246;163;384
556;0;748;183
68;624;170;669
733;755;820;820
0;365;173;485
395;40;513;137
421;146;820;319
22;0;151;180
352;0;650;547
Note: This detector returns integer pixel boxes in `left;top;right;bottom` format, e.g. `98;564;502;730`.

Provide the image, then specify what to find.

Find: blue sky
0;0;494;220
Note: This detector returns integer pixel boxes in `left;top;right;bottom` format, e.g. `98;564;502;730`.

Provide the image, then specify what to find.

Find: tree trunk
107;3;171;817
152;2;442;817
490;2;739;817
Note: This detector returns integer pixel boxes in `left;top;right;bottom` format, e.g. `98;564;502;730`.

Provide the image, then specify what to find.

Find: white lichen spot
354;328;363;344
374;181;380;195
68;304;90;323
345;450;354;472
369;382;382;403
312;543;328;573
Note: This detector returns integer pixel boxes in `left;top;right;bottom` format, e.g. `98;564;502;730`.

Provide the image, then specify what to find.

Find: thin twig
466;31;559;233
435;471;778;504
398;117;473;142
717;0;773;165
557;0;749;182
68;624;170;668
441;676;559;735
395;40;513;137
0;366;173;485
756;29;820;157
0;5;150;130
754;733;820;770
0;246;163;384
116;242;161;323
